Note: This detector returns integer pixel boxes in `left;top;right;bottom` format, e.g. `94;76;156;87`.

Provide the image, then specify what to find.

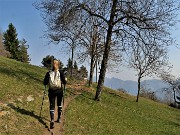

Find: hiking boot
55;118;61;123
50;121;54;129
56;108;62;123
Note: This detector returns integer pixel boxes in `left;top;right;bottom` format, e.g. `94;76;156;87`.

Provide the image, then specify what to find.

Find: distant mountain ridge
102;77;168;96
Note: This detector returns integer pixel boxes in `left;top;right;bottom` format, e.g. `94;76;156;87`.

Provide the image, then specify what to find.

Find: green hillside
64;87;180;135
0;56;48;135
0;56;180;135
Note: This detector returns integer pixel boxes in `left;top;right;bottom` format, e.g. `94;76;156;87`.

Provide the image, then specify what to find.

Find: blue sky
1;0;180;81
0;0;68;66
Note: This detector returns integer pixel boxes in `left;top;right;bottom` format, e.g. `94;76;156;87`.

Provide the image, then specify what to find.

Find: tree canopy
36;0;180;101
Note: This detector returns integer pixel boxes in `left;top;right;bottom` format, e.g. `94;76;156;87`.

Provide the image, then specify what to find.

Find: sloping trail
43;82;86;135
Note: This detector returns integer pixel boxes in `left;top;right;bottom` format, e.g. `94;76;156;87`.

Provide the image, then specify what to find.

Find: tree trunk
95;35;98;83
71;47;74;77
136;76;141;102
96;58;98;83
95;0;118;101
89;24;98;86
89;56;95;86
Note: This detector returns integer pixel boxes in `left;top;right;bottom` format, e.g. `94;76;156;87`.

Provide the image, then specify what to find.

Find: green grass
64;86;180;135
0;56;49;135
1;56;180;135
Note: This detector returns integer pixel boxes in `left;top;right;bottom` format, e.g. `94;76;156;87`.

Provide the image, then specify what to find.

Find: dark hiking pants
48;89;63;122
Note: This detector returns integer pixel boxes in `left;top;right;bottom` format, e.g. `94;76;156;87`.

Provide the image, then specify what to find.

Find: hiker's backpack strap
43;71;50;85
59;70;67;85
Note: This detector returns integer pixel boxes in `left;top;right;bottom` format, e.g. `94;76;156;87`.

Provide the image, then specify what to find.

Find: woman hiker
43;59;67;129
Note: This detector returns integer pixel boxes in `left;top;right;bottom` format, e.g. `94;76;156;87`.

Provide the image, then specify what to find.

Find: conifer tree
18;38;30;63
3;23;19;60
67;58;73;70
74;61;78;70
0;31;10;57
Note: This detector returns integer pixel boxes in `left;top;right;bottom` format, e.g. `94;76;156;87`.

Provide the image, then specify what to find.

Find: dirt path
43;83;85;135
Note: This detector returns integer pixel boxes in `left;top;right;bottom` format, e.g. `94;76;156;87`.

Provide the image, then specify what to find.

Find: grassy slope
65;86;180;135
0;56;49;135
0;56;180;135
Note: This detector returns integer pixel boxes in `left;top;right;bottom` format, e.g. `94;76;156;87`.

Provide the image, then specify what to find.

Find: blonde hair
53;59;60;65
52;59;60;70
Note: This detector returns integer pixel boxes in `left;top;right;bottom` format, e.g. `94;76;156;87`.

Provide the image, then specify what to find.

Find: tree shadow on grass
0;67;42;84
79;92;95;100
7;103;48;128
108;91;127;99
66;88;94;100
158;121;180;135
169;121;180;127
18;69;43;83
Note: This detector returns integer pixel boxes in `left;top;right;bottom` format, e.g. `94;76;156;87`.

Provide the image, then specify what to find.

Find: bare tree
35;0;179;101
80;0;179;101
50;22;81;77
125;35;169;102
35;1;83;77
159;71;180;104
77;18;105;86
77;19;122;86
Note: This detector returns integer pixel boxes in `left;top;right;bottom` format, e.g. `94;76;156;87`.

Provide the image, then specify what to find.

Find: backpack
49;70;62;90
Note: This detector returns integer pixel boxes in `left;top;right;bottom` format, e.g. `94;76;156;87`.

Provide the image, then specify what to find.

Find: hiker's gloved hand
44;85;47;96
44;91;46;96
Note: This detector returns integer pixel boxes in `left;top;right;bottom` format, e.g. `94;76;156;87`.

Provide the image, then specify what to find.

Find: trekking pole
62;75;67;107
63;84;66;107
39;85;46;118
61;84;66;116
